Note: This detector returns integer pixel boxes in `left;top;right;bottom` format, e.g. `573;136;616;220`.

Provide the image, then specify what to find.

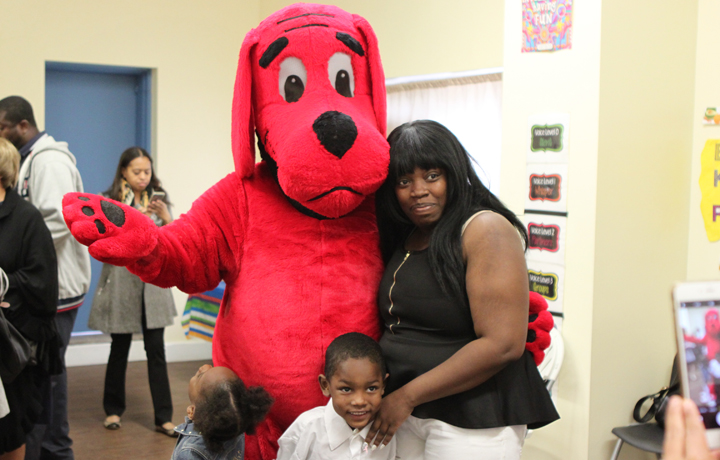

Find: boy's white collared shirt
276;400;398;460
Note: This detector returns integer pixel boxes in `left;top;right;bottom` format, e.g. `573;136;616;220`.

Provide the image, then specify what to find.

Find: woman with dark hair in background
366;120;558;459
0;138;59;460
88;147;177;436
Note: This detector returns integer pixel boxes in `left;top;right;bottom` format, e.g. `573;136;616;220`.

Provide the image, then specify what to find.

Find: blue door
45;62;152;335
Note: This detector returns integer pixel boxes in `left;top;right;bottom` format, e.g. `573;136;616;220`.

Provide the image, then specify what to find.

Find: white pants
395;415;526;460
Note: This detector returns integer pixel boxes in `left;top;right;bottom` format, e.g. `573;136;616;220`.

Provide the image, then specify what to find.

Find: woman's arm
365;212;529;447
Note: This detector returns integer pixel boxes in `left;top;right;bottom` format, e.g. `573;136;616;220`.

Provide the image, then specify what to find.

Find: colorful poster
523;213;567;265
527;113;570;164
703;108;720;125
526;164;568;213
699;140;720;241
522;0;573;53
527;261;565;314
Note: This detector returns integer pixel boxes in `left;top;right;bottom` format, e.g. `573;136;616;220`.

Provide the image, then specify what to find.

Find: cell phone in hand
673;281;720;449
150;190;165;203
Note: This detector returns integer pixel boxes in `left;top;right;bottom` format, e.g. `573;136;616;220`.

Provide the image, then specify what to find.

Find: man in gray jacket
0;96;91;460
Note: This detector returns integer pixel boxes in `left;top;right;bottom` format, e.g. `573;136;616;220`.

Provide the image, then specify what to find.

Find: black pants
102;303;172;426
25;307;78;460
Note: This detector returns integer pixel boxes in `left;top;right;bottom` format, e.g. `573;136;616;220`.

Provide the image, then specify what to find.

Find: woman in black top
366;120;558;459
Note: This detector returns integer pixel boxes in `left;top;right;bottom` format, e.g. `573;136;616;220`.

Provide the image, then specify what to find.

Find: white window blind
386;68;503;195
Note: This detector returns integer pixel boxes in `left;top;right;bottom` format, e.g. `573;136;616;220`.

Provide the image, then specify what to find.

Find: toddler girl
173;364;273;459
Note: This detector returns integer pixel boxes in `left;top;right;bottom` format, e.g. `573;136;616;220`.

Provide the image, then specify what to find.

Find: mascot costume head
232;4;388;219
707;309;720;339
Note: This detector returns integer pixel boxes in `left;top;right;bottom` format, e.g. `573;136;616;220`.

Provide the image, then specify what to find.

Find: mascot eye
327;52;354;98
279;57;307;103
284;76;304;103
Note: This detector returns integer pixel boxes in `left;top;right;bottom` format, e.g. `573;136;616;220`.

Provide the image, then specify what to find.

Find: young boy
276;333;398;460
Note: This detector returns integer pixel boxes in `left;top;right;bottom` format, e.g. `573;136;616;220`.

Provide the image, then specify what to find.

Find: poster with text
525;164;568;213
527;261;564;314
523;213;567;265
522;0;573;53
699;139;720;241
527;113;570;164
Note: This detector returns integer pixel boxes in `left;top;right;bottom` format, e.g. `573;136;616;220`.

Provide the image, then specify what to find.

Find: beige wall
501;1;603;458
259;0;505;78
0;0;258;341
591;1;697;459
688;0;720;281
502;1;698;459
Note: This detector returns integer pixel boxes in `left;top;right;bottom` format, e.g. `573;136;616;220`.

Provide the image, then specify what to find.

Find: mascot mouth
307;187;362;202
258;133;369;219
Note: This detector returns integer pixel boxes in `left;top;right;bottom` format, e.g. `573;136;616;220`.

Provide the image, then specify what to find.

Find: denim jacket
172;417;245;460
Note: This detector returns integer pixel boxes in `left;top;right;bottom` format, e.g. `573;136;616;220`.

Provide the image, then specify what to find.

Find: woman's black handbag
0;306;34;383
632;356;680;428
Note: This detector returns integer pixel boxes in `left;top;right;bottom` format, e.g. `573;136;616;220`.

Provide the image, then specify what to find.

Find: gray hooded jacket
17;133;91;310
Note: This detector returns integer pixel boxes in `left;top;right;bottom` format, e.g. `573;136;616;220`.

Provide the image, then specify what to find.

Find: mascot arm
684;334;706;345
127;179;245;292
63;174;245;293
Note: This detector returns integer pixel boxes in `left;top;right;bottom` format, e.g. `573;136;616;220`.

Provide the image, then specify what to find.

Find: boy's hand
663;396;720;460
364;388;413;450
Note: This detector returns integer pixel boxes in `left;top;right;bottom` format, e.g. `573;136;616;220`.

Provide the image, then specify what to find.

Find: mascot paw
527;292;554;365
62;193;159;265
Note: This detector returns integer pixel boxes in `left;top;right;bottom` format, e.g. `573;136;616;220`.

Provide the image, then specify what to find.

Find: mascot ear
353;15;387;136
231;29;260;179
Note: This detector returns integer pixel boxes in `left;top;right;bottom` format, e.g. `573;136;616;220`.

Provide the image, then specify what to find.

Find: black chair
610;422;663;460
611;357;680;459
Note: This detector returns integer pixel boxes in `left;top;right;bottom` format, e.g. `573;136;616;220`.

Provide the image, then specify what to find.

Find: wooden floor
67;359;211;459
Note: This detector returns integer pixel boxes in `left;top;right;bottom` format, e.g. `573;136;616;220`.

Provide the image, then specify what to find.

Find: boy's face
319;357;385;430
186;364;237;419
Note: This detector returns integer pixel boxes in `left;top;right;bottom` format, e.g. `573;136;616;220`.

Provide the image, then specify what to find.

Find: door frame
46;61;153;150
45;61;154;336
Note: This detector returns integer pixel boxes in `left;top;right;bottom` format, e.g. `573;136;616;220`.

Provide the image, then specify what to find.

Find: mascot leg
245;417;283;460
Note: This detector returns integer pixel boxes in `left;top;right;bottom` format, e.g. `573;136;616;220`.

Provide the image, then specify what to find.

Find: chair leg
610;438;624;460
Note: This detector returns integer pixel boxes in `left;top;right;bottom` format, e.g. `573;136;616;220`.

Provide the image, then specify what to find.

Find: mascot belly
63;4;389;459
214;165;384;436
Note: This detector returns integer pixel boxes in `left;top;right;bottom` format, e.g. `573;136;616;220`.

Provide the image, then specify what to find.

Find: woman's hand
663;396;720;460
364;388;414;449
147;199;172;225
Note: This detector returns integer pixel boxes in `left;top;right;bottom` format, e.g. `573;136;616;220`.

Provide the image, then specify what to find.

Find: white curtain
386;71;503;195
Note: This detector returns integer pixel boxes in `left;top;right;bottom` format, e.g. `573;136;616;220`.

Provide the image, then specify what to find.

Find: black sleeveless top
377;246;559;430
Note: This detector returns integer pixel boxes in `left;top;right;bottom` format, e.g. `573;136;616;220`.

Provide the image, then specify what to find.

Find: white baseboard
66;340;213;368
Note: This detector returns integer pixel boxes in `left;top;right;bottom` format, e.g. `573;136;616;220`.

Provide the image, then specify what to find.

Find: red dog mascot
685;309;720;362
63;5;388;459
63;4;552;458
685;308;720;401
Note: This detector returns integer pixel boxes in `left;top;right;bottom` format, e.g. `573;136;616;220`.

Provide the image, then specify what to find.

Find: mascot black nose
312;111;358;159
